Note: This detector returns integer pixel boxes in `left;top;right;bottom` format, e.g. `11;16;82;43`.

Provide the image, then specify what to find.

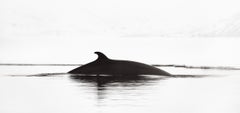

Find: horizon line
0;63;239;70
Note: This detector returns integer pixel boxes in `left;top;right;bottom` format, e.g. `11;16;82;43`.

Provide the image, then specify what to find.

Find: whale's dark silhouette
68;52;171;76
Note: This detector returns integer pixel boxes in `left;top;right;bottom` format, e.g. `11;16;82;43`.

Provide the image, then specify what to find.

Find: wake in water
8;72;210;79
0;63;235;78
1;63;239;70
9;73;68;77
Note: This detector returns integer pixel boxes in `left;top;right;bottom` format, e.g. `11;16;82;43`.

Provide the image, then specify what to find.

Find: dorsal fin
94;52;109;61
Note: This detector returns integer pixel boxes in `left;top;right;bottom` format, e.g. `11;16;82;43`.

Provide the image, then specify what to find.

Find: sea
0;64;239;113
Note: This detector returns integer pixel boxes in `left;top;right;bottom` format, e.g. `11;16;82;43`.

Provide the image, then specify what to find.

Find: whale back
68;52;171;76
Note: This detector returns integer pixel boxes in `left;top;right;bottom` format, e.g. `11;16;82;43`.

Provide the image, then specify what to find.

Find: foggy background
1;0;240;66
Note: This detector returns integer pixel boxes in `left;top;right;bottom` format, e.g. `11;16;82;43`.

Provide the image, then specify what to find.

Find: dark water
0;65;240;113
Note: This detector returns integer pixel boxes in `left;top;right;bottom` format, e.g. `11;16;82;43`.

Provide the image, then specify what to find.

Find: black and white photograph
0;0;240;113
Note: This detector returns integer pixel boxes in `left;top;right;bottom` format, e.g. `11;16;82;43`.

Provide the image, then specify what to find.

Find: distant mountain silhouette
192;14;240;37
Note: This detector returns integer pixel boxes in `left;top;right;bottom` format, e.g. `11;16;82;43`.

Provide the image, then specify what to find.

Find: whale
68;52;171;76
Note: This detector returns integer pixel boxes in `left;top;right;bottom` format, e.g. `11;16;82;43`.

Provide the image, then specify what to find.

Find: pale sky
1;0;240;38
1;0;240;66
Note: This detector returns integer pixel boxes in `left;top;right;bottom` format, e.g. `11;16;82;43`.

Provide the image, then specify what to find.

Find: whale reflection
69;74;167;100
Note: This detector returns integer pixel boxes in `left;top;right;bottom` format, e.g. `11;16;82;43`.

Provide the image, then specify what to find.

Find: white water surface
0;66;240;113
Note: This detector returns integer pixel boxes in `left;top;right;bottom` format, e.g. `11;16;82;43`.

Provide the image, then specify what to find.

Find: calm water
0;66;240;113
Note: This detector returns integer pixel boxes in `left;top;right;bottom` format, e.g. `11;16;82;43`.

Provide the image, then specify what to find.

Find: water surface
0;65;240;113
